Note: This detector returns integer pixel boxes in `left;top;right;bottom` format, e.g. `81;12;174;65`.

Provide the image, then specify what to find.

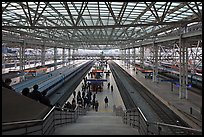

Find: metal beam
75;2;88;26
2;2;11;13
105;2;118;24
3;19;200;29
64;2;75;26
186;2;202;20
33;2;49;26
26;2;33;26
145;2;160;22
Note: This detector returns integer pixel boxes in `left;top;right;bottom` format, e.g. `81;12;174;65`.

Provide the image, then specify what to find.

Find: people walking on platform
92;93;96;109
78;97;83;107
73;90;76;98
87;82;91;91
104;96;109;108
72;98;76;110
29;84;43;102
111;85;113;92
82;83;85;91
83;97;88;108
82;90;85;100
64;101;72;110
94;100;99;112
107;82;110;89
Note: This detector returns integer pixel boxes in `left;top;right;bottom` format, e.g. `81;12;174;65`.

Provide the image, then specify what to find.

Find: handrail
137;107;147;122
123;107;202;135
155;122;202;132
2;106;56;126
2;105;87;135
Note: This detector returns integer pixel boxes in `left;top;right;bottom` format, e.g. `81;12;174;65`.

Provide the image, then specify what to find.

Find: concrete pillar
120;49;123;63
20;41;25;72
152;42;158;82
128;48;130;68
121;49;125;65
133;48;136;66
124;49;127;66
54;47;57;70
72;49;75;63
179;35;188;99
62;47;65;66
41;45;45;67
68;48;71;65
140;46;144;68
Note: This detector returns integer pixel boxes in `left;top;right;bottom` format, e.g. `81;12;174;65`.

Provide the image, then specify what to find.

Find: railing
121;107;202;135
2;106;87;135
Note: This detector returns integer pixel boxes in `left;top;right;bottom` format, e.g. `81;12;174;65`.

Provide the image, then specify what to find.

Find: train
133;62;202;89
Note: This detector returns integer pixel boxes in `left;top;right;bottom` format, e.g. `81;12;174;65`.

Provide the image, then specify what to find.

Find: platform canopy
2;2;202;49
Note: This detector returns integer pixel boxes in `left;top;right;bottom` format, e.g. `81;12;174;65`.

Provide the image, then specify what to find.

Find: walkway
54;111;139;135
114;60;202;129
54;64;139;135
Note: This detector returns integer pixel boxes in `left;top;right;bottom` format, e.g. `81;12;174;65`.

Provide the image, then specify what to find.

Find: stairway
54;111;139;135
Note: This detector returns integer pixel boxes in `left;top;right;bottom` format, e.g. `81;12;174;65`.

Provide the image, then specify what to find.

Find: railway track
108;61;197;135
158;74;202;96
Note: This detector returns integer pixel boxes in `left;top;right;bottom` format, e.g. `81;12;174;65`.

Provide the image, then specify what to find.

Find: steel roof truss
2;2;11;13
74;2;88;26
33;2;49;26
105;2;118;24
186;2;202;20
63;2;75;26
160;2;172;22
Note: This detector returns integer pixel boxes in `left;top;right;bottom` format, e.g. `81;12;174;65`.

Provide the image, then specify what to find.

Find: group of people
21;85;52;107
107;82;114;92
68;89;100;112
2;78;52;107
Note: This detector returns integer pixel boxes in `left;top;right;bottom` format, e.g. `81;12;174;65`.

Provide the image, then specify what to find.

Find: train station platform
54;64;139;135
114;60;202;129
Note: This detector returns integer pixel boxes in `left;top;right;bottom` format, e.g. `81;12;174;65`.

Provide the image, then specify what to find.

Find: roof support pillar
179;35;188;99
62;47;65;66
133;47;136;66
121;49;125;65
140;46;144;69
68;48;71;65
54;47;57;70
41;44;45;67
72;49;75;63
152;41;159;82
128;48;130;68
20;40;26;72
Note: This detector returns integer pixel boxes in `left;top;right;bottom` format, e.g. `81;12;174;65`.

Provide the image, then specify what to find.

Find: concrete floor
54;111;139;135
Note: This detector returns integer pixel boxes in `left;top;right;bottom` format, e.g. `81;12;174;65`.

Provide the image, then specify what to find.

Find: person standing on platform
29;85;43;102
92;93;96;109
82;90;85;100
111;85;113;92
107;82;110;89
104;96;109;108
72;98;76;110
73;90;76;98
95;100;99;112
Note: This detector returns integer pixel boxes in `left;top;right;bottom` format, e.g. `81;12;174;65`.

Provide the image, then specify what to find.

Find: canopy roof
2;2;202;49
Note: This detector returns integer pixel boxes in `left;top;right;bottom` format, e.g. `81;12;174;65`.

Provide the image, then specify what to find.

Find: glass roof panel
2;2;202;50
